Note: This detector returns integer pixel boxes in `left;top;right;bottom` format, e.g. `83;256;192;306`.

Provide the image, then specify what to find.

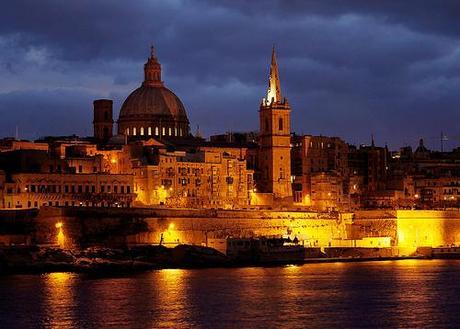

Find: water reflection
152;269;190;328
1;261;460;328
41;272;77;329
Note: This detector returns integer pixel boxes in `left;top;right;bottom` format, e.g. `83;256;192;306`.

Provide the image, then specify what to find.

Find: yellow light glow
55;222;63;229
57;226;65;248
168;223;175;230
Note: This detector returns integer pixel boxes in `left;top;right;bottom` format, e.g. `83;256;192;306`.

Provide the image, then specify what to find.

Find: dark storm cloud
1;0;460;150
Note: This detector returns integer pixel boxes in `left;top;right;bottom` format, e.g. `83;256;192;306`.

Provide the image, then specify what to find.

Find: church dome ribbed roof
119;85;189;122
117;46;191;136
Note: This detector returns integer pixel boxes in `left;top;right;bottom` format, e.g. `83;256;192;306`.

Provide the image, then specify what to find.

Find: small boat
431;246;460;259
224;237;305;264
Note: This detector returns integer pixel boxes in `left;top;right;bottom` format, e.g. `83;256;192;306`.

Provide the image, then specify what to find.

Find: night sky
1;1;460;150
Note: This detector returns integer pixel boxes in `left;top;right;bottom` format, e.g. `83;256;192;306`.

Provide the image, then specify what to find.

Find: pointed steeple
265;46;282;105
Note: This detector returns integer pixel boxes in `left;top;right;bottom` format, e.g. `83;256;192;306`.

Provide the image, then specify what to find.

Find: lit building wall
396;210;460;254
133;149;253;208
1;172;135;209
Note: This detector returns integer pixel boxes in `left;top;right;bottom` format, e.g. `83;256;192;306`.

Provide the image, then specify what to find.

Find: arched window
175;127;178;136
280;167;284;179
279;117;283;131
155;127;159;136
133;127;137;136
162;127;166;136
140;127;144;135
148;127;152;135
126;128;130;136
168;127;172;136
180;128;183;136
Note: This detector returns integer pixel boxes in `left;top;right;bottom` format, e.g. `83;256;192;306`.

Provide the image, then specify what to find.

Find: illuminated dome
117;47;190;138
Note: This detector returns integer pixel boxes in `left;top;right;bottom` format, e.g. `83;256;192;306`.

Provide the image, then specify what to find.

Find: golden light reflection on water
153;269;190;328
3;260;457;328
42;272;76;329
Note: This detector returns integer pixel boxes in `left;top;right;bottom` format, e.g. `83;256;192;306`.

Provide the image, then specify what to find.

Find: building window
175;127;178;136
162;127;165;136
155;127;159;136
126;128;130;135
140;127;144;135
78;165;83;173
148;127;152;135
133;127;137;136
279;117;283;131
180;128;183;136
168;127;172;136
266;118;269;131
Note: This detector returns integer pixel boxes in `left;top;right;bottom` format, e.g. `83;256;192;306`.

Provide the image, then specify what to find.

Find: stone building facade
291;134;349;209
1;172;135;209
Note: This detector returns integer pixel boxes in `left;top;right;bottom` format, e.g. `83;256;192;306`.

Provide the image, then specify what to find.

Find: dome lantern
143;45;163;88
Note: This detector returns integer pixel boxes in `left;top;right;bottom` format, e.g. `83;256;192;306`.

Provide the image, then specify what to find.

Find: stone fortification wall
32;207;345;248
7;207;460;252
349;210;397;243
130;216;342;247
396;210;460;253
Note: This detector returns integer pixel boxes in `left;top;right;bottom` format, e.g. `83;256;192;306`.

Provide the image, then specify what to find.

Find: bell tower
93;99;113;142
258;47;292;199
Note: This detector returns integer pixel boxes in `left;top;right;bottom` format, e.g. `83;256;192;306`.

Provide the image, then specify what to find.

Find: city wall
30;207;345;248
3;208;460;254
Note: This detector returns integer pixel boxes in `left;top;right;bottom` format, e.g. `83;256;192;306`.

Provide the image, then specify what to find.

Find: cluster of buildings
1;47;459;212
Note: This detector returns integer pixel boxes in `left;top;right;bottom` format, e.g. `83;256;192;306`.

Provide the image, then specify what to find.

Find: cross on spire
150;44;156;59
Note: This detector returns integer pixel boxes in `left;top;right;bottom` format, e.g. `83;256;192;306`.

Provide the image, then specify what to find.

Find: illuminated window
162;127;165;136
140;127;144;135
168;127;172;136
175;127;178;136
180;128;183;136
155;127;159;136
148;127;152;135
133;127;137;136
126;128;130;135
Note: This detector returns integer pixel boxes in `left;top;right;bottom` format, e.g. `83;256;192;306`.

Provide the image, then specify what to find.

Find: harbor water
1;260;460;328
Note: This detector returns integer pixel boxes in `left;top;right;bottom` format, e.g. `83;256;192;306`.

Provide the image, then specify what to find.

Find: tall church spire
265;46;282;105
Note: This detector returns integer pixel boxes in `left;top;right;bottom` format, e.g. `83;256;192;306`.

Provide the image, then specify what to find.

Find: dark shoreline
0;244;439;276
